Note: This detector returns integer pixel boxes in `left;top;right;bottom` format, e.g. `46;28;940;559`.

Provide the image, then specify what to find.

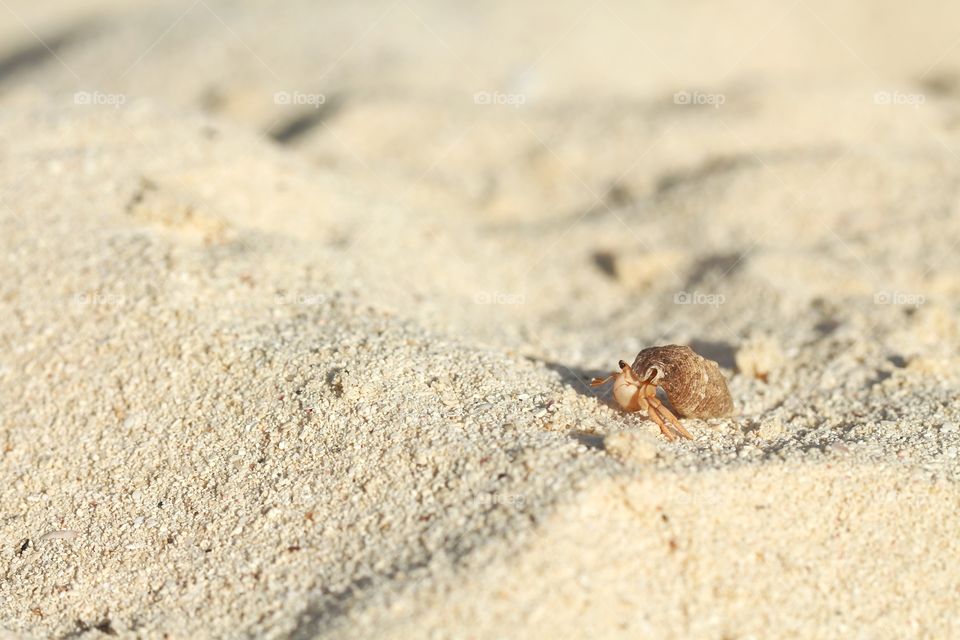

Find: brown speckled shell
631;345;734;418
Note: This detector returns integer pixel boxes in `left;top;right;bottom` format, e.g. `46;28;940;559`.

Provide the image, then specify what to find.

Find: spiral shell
630;345;734;418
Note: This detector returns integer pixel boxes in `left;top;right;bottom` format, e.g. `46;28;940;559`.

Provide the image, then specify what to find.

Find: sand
1;0;960;637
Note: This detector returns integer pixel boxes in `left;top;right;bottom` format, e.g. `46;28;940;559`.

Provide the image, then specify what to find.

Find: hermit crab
591;345;733;441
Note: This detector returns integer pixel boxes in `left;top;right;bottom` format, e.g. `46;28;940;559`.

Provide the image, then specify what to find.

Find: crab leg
644;401;677;441
591;361;633;387
590;373;617;387
644;384;693;440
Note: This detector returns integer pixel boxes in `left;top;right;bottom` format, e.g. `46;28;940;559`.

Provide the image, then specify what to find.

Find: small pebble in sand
604;431;660;463
735;335;784;382
38;530;79;543
757;417;785;441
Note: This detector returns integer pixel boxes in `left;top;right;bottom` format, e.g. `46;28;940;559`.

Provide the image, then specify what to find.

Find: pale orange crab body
592;345;734;441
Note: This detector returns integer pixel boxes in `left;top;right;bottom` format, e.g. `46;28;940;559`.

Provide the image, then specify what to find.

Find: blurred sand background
2;0;960;637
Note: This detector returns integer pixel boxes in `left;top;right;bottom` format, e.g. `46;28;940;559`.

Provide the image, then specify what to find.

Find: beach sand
1;1;960;637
